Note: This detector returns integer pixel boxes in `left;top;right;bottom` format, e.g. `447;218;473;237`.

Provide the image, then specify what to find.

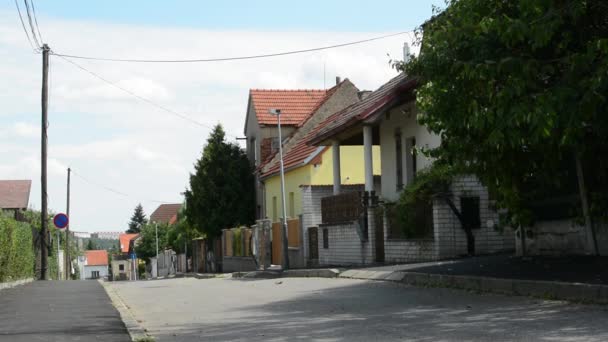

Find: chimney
403;42;411;63
335;76;341;85
358;90;372;100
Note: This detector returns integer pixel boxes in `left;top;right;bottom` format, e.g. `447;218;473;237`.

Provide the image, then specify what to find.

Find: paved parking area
109;277;608;341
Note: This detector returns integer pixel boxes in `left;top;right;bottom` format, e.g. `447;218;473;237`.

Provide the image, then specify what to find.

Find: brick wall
301;185;364;262
434;175;515;258
318;219;374;266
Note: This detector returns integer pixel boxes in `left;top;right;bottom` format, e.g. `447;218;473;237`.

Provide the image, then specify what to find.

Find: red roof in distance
150;203;181;225
85;250;108;266
250;89;328;126
119;233;139;253
0;180;32;209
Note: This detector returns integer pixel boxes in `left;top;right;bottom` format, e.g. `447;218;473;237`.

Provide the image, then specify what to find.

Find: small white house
81;250;109;280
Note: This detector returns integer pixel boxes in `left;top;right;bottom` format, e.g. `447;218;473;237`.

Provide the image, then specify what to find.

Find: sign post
53;213;69;280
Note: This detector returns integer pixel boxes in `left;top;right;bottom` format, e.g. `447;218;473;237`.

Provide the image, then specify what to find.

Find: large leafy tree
399;0;607;250
135;223;169;261
127;203;147;233
184;125;255;243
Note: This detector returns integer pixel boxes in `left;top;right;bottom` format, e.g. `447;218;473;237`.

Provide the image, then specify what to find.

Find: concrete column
363;125;374;192
332;140;341;195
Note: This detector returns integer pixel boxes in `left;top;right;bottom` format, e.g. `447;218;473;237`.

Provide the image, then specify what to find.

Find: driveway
0;281;130;342
109;277;608;341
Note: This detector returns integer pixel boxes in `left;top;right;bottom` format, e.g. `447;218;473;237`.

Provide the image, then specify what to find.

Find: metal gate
308;227;319;262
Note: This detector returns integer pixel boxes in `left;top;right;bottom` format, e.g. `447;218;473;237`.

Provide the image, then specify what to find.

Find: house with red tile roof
80;250;109;280
0;180;31;214
150;203;181;225
307;71;514;267
244;78;373;220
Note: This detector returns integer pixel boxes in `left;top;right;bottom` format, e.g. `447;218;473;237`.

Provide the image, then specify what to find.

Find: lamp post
269;109;289;270
155;222;159;278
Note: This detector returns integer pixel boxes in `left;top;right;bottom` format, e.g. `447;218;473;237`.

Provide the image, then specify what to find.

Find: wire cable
71;169;172;204
29;0;44;44
14;0;38;51
51;30;413;63
22;0;41;48
54;53;240;138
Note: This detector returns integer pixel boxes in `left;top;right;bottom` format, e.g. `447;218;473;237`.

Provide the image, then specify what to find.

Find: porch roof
308;73;417;146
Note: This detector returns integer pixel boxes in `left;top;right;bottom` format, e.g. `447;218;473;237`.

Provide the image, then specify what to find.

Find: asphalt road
0;281;130;342
110;277;608;342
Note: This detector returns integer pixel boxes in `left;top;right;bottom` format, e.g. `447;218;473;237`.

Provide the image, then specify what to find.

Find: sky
0;0;444;233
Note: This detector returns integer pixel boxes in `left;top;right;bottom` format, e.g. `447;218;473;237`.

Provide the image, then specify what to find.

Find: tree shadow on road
146;280;608;341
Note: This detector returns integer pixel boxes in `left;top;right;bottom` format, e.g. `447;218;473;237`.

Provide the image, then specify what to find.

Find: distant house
81;250;109;280
0;180;31;219
150;203;181;225
111;233;139;281
91;231;122;240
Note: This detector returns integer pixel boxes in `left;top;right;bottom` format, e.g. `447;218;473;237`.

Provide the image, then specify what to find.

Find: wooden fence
271;218;301;265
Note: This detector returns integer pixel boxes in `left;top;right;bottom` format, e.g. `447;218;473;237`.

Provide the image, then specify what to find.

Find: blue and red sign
53;213;69;229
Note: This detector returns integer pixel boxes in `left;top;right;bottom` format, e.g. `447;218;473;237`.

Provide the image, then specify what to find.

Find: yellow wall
311;146;381;185
264;166;310;221
263;145;381;221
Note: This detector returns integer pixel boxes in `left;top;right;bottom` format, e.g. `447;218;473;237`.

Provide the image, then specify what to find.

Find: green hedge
0;214;35;282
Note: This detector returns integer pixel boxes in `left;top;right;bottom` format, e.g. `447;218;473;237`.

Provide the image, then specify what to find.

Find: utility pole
40;44;50;280
155;223;159;277
268;109;290;270
65;167;71;279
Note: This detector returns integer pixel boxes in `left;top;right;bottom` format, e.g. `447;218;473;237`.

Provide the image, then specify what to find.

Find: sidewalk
235;255;608;304
0;280;130;342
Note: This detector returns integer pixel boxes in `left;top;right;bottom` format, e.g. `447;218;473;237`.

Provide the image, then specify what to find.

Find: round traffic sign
53;213;69;229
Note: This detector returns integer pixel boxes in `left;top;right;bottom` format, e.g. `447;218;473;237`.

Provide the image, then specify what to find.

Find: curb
338;270;608;304
232;268;340;279
0;278;34;291
100;280;152;341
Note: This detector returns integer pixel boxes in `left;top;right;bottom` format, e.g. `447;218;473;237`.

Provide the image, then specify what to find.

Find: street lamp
269;108;290;270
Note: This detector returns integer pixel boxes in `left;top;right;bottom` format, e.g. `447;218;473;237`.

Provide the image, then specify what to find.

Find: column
332;140;341;195
363;125;374;192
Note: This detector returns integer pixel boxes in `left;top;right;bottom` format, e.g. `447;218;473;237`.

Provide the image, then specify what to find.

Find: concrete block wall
301;185;364;262
521;220;608;256
384;239;437;263
318;219;375;266
434;175;515;258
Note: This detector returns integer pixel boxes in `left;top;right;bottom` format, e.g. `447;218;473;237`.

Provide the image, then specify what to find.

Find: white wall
83;265;108;280
379;102;441;202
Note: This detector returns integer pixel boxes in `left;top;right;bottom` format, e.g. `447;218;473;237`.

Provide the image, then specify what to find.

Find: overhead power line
54;53;240;138
14;0;38;51
71;169;173;204
51;30;413;63
29;0;44;44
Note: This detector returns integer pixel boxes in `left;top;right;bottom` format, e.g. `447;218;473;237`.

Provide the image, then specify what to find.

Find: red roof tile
260;81;355;178
251;89;328;126
0;180;31;209
85;250;108;266
309;73;417;146
150;203;181;225
119;233;139;253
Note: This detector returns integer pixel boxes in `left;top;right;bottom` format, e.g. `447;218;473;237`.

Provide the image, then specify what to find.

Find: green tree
399;0;608;249
166;204;194;254
135;223;169;261
86;239;96;250
127;203;147;233
184;125;255;244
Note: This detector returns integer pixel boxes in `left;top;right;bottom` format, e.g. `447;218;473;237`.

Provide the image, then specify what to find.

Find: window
461;197;481;229
119;264;125;272
272;196;278;222
395;130;403;190
405;137;417;185
271;137;280;153
323;228;329;249
289;192;295;218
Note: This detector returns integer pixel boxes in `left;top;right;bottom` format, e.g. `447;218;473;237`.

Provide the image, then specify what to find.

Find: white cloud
0;10;415;231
